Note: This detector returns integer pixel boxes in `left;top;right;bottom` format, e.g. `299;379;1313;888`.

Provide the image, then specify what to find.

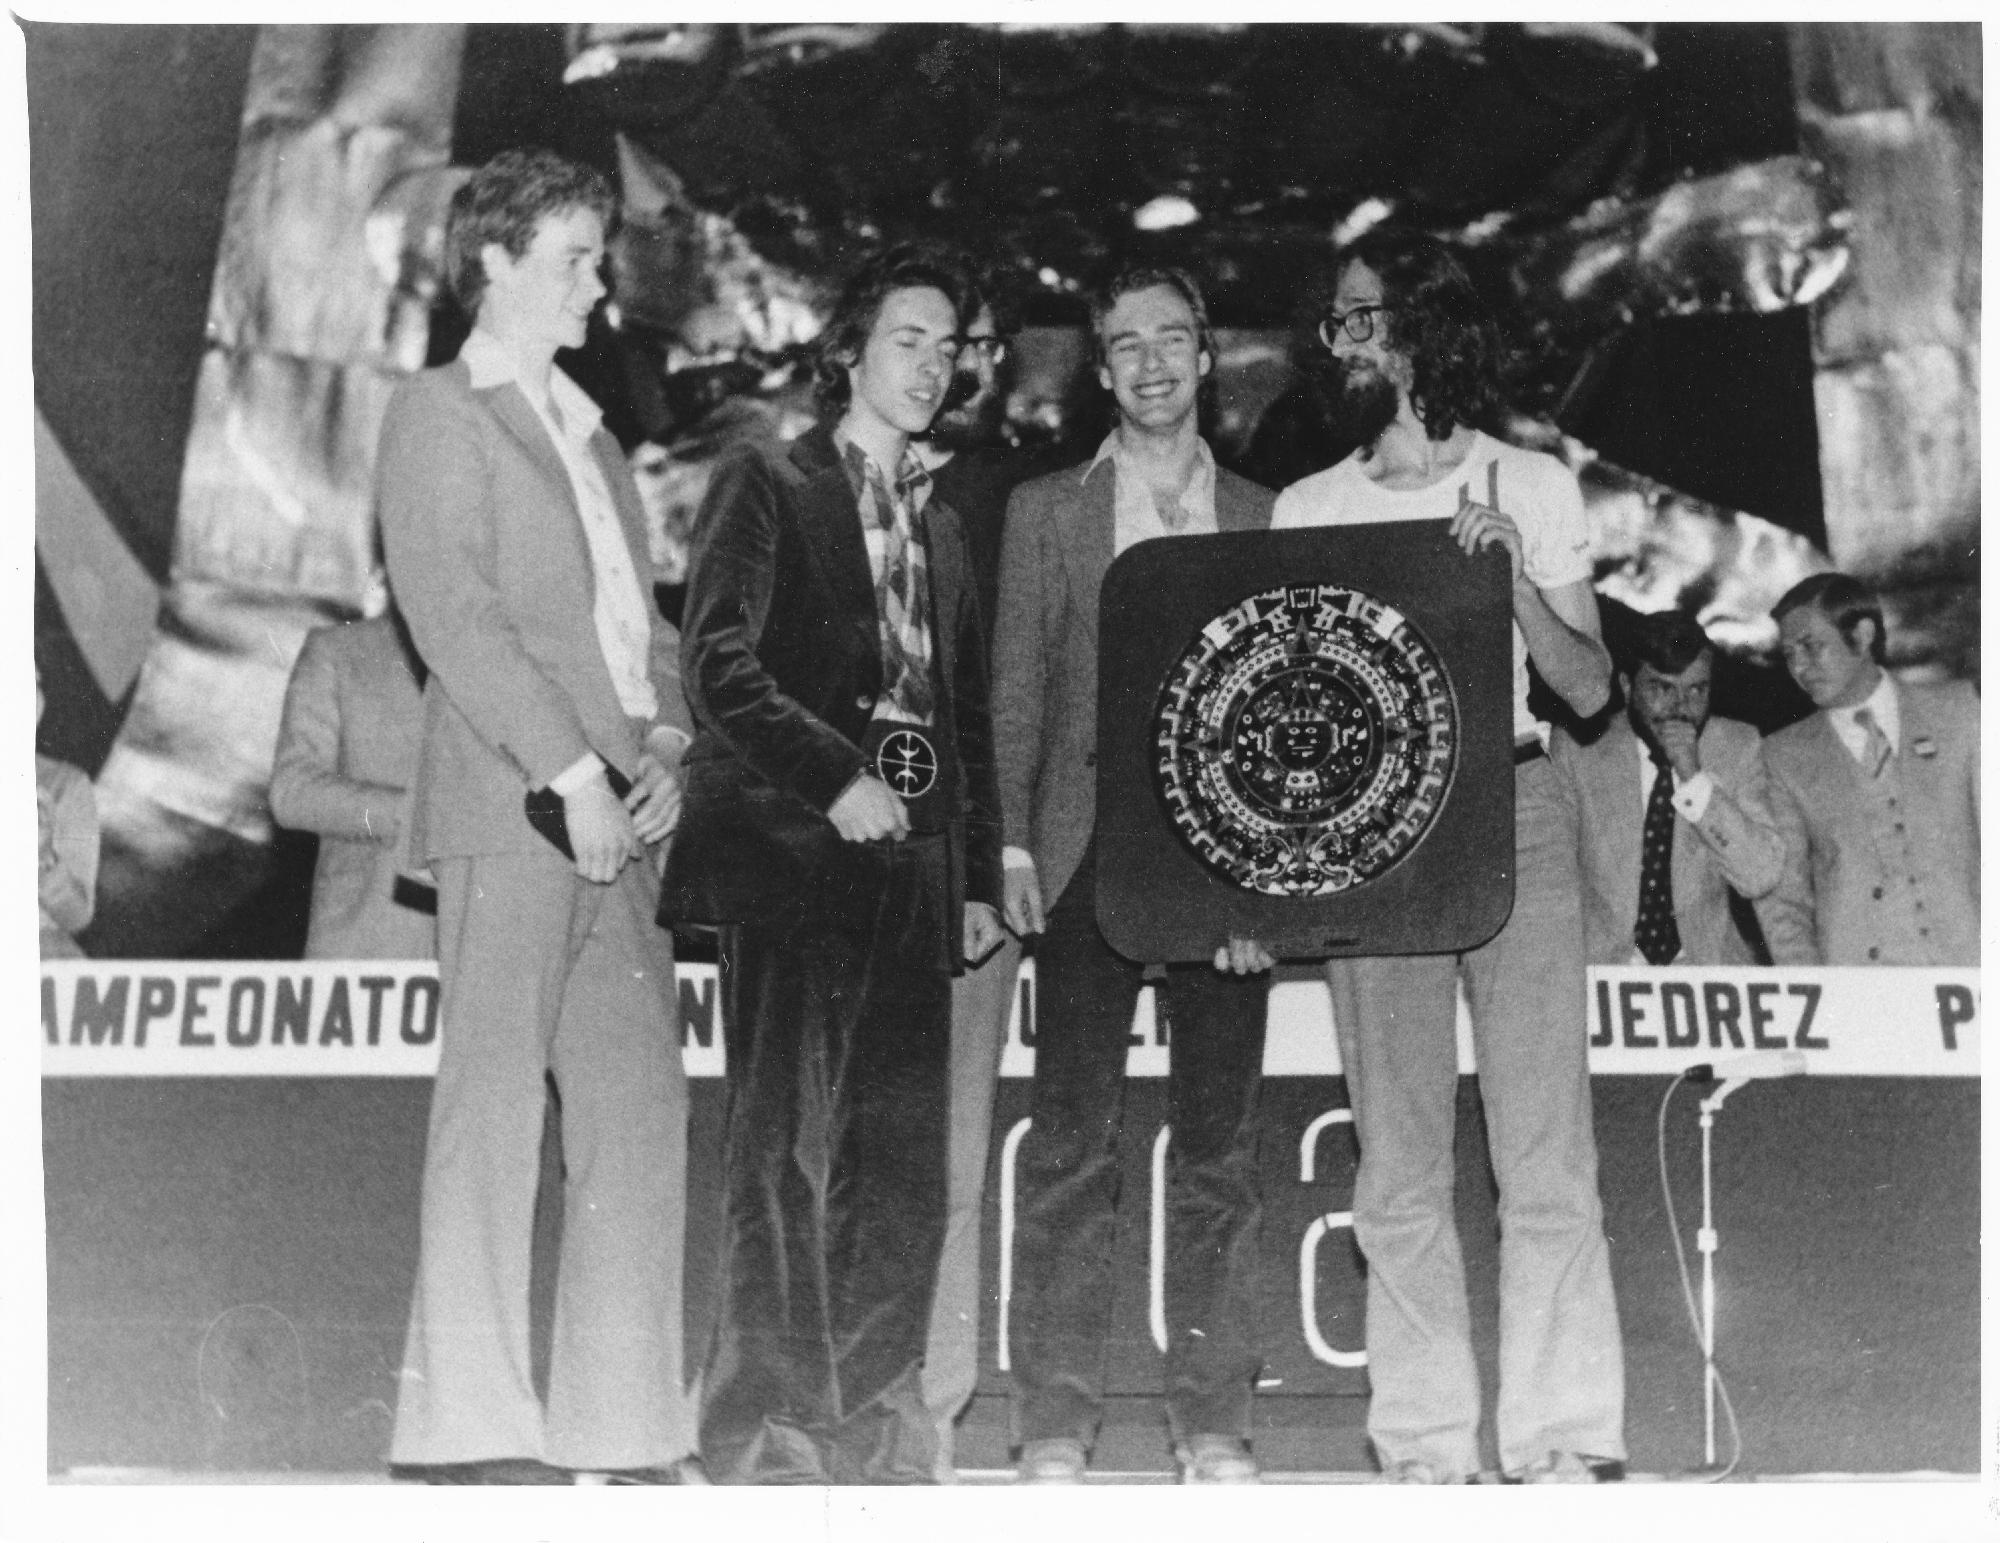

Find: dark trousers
1009;844;1268;1448
700;834;953;1484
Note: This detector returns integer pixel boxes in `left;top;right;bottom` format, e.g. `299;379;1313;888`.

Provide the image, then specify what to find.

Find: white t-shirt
1271;431;1593;741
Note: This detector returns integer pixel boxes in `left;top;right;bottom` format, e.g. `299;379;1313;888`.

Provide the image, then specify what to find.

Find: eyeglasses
954;335;1010;364
1317;304;1387;348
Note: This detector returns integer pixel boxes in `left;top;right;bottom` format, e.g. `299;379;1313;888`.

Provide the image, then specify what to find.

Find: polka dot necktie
1634;748;1682;965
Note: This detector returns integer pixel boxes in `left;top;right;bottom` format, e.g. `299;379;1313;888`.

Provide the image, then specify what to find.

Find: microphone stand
1695;1077;1746;1472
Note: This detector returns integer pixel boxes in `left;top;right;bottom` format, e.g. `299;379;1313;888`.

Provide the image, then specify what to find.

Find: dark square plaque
1095;521;1516;963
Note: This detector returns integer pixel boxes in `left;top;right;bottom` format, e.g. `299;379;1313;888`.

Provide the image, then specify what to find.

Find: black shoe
1502;1451;1626;1484
588;1457;712;1486
389;1457;574;1485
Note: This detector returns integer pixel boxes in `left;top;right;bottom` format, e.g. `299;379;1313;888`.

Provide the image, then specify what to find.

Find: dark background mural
28;23;1979;959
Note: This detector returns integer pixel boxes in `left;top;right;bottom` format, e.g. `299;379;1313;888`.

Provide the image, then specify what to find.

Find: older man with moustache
1549;610;1784;966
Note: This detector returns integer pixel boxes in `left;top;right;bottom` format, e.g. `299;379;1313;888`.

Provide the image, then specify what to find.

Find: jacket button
1868;946;1881;960
856;693;874;711
1872;886;1884;900
1084;751;1097;767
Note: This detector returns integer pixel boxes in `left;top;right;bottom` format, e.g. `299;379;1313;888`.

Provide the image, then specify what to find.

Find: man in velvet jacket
660;243;1005;1484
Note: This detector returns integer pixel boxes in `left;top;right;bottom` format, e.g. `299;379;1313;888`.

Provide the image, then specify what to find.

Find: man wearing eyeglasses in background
911;263;1058;1480
1273;230;1626;1484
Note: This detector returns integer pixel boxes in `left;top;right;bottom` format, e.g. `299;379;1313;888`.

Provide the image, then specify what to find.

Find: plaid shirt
838;436;937;727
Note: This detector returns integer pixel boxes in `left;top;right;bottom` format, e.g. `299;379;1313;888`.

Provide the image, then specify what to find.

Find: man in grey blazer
1549;610;1783;966
993;267;1275;1486
377;149;701;1483
269;590;435;962
1758;573;1978;966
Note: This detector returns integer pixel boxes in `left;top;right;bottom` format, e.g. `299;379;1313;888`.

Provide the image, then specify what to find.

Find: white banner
40;959;1977;1079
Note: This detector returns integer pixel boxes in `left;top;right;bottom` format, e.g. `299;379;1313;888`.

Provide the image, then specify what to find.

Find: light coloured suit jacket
1755;678;1979;966
991;453;1275;910
1549;714;1783;966
269;616;435;960
377;359;692;861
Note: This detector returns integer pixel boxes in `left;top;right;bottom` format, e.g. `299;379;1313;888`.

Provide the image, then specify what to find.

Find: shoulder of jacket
1216;464;1276;506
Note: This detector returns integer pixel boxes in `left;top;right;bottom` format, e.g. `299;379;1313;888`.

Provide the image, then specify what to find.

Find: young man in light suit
377;148;701;1484
1549;610;1784;966
993;267;1276;1486
1758;572;1978;966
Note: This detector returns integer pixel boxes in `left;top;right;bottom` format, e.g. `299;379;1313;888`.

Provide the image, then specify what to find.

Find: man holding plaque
993;267;1276;1486
1273;230;1625;1484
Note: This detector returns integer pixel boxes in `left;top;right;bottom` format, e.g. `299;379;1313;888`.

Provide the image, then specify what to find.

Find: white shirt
1272;432;1593;742
1826;670;1899;766
1091;431;1219;556
461;331;662;793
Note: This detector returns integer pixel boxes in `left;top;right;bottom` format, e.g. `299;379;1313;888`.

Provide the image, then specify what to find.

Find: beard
1328;361;1400;447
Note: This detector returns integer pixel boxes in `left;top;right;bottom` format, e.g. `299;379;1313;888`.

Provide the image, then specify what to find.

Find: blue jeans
1325;756;1625;1476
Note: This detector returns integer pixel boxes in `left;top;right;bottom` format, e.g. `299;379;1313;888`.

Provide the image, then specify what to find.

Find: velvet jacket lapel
789;427;878;635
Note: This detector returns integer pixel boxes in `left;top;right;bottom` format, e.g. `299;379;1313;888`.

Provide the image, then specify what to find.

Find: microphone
1685;1050;1808;1084
1688;1050;1807;1111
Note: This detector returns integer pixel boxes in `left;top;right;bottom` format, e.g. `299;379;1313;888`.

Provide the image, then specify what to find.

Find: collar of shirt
1828;670;1900;760
833;429;932;513
461;330;604;444
1089;430;1217;556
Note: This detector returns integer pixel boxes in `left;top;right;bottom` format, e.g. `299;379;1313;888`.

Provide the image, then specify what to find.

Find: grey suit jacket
377;359;693;862
1549;714;1783;966
990;452;1275;910
1754;679;1979;966
269;616;435;960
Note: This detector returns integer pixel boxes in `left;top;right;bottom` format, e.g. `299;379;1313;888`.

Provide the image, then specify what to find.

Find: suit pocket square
525;762;634;860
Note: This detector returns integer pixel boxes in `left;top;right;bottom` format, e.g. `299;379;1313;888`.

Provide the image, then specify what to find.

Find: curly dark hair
1306;228;1505;441
1626;610;1714;678
444;148;618;319
813;241;972;416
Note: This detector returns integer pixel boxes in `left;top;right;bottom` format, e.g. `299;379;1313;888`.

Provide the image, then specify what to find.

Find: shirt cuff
1671;770;1714;823
549;752;606;797
1002;846;1037;871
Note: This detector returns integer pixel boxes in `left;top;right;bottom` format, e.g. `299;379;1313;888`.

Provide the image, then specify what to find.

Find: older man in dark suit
661;243;1005;1484
1549;611;1783;966
378;149;699;1484
993;267;1276;1486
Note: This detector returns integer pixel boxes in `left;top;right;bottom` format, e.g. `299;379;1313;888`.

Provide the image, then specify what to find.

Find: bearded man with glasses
1273;229;1627;1485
